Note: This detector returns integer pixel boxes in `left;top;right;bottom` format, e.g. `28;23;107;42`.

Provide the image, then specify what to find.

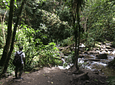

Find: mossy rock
95;43;101;48
106;46;111;49
97;42;102;45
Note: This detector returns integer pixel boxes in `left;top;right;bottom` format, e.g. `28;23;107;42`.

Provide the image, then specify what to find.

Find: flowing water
78;54;114;70
58;43;115;76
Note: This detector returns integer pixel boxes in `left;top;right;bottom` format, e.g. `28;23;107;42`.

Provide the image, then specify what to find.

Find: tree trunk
76;3;81;71
2;0;26;74
1;10;7;45
73;13;79;70
74;25;79;70
0;0;14;66
74;2;81;71
72;1;79;71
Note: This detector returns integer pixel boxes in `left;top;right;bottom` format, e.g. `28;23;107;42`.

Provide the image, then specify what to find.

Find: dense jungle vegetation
0;0;115;79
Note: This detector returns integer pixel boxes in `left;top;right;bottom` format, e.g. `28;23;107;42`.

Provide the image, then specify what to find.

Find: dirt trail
1;67;71;85
0;66;108;85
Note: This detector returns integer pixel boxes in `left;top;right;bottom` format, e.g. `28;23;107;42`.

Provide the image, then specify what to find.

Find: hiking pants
15;64;24;78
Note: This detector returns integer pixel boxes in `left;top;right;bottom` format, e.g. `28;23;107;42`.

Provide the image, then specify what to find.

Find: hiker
13;46;25;79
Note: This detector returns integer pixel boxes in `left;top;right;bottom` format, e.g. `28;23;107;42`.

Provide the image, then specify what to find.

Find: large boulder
96;54;107;59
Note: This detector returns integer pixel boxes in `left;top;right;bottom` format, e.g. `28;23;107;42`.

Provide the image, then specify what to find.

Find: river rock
84;51;88;54
99;50;109;54
84;55;95;58
108;49;113;51
84;58;100;61
95;44;101;47
112;50;115;55
93;48;100;51
79;54;85;58
96;54;107;59
79;47;85;52
106;46;111;49
106;43;111;46
88;51;99;54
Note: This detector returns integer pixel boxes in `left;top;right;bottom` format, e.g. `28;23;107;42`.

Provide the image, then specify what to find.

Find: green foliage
85;36;95;48
14;25;40;70
57;5;72;25
20;1;73;44
10;25;62;70
1;0;18;10
112;41;115;48
40;0;58;11
38;42;62;67
36;9;72;43
107;76;115;85
6;66;13;75
82;0;115;42
61;37;74;46
0;49;3;56
63;63;67;68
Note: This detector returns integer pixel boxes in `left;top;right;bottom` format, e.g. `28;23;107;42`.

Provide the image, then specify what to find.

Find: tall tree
2;0;26;74
75;0;84;70
0;0;14;66
65;0;84;70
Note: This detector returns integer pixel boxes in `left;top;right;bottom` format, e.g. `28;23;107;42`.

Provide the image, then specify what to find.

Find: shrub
38;42;62;67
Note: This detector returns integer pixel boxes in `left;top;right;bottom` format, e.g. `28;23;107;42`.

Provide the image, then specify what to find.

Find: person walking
13;46;25;79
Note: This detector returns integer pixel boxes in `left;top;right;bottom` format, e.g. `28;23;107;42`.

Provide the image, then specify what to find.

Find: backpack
13;51;23;66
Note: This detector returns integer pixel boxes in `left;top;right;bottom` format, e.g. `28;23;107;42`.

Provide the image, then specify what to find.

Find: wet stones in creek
96;54;107;59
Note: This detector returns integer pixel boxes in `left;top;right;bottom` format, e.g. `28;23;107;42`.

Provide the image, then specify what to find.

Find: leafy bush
57;5;72;25
28;8;72;44
85;37;95;47
107;76;115;85
6;24;63;71
82;0;115;43
61;37;74;47
38;42;62;67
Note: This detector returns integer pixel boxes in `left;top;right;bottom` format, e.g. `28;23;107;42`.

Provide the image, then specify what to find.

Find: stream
58;42;115;75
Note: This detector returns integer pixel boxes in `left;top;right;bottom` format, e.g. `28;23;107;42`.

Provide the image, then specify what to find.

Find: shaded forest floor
0;66;109;85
